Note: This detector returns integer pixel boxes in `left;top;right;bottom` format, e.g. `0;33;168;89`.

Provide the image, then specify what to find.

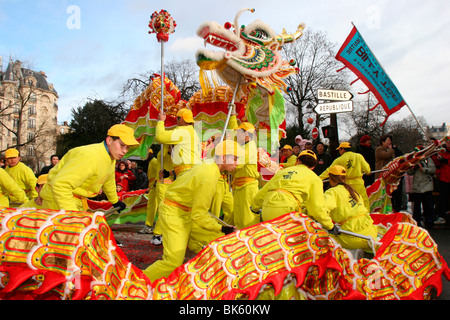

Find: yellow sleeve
281;155;297;168
360;155;371;175
0;168;28;204
190;172;222;232
305;178;334;230
155;121;183;145
50;154;96;211
102;173;119;205
323;188;338;214
24;166;38;200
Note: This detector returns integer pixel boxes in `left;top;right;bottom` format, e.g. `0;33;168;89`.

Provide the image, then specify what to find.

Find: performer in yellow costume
205;133;234;225
251;150;335;232
319;142;371;211
40;124;139;212
150;145;176;245
20;174;48;209
143;140;241;282
324;165;378;251
4;148;38;203
0;167;28;207
228;115;261;229
139;149;158;234
280;145;297;168
155;108;201;177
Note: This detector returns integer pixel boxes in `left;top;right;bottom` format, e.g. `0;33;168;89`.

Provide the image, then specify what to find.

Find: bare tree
0;60;59;171
281;29;351;138
120;58;200;105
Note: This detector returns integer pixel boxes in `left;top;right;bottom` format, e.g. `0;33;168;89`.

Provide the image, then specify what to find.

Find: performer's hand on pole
158;111;166;121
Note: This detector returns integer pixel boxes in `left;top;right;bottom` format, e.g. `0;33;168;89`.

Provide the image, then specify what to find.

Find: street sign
314;100;353;115
312;127;319;140
317;89;354;101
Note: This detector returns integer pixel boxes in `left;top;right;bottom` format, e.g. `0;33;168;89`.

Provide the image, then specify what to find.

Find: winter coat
407;158;436;193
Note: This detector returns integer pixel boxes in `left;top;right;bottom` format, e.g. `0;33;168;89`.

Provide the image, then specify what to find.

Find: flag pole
159;40;165;183
219;75;242;144
348;23;430;142
148;10;177;183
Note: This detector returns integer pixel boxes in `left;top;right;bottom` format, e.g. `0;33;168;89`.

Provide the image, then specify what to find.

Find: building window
27;145;34;156
29;105;36;115
28;118;36;129
13;118;19;128
28;132;35;142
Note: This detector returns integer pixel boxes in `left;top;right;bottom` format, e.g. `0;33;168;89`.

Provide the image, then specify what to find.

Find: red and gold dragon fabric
0;207;448;300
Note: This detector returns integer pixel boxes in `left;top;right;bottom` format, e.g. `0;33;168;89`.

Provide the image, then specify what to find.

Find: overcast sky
1;0;449;128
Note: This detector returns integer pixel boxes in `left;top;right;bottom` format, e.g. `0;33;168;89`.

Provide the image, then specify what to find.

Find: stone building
0;58;60;173
428;123;450;140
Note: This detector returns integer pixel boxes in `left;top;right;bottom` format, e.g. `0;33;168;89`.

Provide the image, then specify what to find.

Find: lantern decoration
307;117;314;124
148;9;177;42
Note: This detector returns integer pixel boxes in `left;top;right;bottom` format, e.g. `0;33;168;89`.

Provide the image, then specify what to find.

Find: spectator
295;135;312;151
435;141;450;224
115;160;136;192
39;154;60;175
134;166;149;190
116;183;125;199
313;142;332;176
292;145;300;157
375;134;395;179
407;146;436;228
304;141;313;150
356;135;375;186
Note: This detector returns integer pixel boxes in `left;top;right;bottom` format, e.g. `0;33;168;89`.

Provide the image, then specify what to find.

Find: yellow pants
143;202;193;282
210;178;234;225
331;224;378;251
233;180;260;229
152;181;171;235
261;191;300;222
188;221;224;253
144;186;157;227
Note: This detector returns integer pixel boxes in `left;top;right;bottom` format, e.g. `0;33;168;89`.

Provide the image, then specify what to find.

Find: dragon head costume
196;8;304;95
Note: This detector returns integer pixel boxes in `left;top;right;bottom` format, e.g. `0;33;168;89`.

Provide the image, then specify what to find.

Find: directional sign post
317;89;354;101
314;100;354;115
316;88;354;158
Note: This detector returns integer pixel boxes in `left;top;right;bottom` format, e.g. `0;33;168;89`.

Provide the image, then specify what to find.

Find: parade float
0;9;448;300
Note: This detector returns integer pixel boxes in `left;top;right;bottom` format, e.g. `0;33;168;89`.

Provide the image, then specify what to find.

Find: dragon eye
249;28;269;40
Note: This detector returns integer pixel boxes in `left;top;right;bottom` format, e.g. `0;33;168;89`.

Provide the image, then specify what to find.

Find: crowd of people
0;109;447;283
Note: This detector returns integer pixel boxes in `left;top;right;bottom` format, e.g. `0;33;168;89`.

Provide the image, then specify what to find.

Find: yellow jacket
163;163;222;233
319;151;371;183
251;164;334;230
40;142;119;211
324;185;374;232
0;167;28;206
5;162;38;201
281;155;298;168
155;121;201;171
228;115;260;181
